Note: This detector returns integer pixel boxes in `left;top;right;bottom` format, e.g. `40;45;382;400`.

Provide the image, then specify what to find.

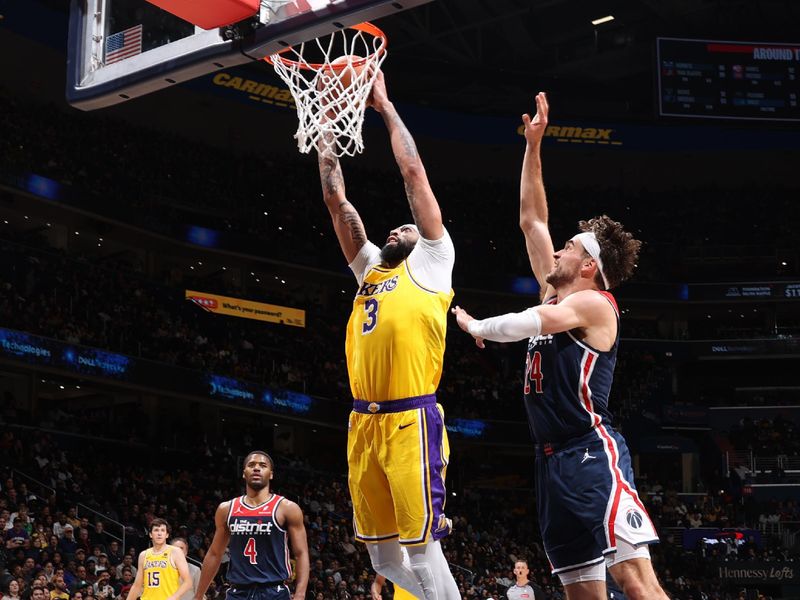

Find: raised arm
192;503;231;600
370;71;443;240
317;139;369;264
278;500;309;600
520;92;556;301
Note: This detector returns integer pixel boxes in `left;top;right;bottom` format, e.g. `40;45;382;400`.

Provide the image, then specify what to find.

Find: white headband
572;232;610;289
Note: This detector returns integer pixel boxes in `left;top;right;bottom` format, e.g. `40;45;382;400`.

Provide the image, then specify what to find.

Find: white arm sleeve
348;242;383;286
467;308;542;342
406;228;455;293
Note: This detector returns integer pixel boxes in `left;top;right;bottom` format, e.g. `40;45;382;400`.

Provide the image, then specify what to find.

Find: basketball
317;55;366;118
328;55;364;90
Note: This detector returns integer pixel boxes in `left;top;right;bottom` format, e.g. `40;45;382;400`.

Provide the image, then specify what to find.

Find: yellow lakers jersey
141;546;180;600
345;259;453;401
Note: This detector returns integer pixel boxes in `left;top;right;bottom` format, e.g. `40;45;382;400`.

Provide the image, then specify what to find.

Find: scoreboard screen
657;37;800;121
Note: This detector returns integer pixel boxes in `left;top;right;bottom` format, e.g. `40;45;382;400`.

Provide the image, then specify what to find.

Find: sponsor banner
186;290;305;327
707;338;800;355
0;326;318;418
518;123;623;147
624;337;800;357
689;282;800;300
662;404;709;426
206;71;296;111
635;434;698;453
185;64;800;151
0;328;131;379
446;418;489;438
717;562;797;584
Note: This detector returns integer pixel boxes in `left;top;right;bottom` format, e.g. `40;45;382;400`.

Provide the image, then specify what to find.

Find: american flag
105;24;143;65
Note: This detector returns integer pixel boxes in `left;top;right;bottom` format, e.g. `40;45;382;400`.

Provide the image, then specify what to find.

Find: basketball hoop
265;22;388;157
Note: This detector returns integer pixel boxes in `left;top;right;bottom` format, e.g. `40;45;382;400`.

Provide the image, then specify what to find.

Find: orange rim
263;22;387;71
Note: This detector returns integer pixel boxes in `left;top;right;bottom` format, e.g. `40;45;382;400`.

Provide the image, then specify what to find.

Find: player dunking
452;93;669;600
125;519;192;600
317;70;459;599
193;451;309;600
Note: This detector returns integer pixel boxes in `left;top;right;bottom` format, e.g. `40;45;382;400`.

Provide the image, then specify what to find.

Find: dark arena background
2;1;800;599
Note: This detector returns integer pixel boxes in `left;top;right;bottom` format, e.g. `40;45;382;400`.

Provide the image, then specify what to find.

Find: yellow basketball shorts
348;394;452;546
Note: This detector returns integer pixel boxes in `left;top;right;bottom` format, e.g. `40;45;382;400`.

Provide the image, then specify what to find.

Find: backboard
67;0;434;110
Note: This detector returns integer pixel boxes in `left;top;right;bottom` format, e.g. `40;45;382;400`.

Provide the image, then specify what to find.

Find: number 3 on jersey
243;537;258;564
525;351;543;394
362;298;379;334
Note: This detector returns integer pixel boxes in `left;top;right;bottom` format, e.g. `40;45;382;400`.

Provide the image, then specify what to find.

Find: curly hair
578;215;642;289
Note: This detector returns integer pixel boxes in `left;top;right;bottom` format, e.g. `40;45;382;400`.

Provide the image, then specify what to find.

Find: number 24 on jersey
525;351;543;394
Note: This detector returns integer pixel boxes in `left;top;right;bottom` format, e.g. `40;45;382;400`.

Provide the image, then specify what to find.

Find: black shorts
226;584;290;600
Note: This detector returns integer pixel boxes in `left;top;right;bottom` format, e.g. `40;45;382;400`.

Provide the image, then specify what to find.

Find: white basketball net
268;24;387;157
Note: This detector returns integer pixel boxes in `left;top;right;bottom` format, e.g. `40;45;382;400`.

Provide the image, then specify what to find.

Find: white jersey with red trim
524;290;619;444
226;494;291;584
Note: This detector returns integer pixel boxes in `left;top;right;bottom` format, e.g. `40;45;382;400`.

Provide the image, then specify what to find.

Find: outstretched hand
451;305;485;349
367;69;390;112
521;91;549;146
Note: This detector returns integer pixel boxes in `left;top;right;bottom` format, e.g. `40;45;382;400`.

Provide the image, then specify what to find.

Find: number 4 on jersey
525;351;543;395
243;537;258;564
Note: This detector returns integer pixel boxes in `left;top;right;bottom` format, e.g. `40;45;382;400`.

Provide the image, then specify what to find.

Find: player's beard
247;478;268;491
380;239;415;266
545;262;576;289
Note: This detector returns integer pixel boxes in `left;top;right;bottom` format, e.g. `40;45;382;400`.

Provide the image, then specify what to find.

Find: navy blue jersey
226;494;291;584
524;291;619;444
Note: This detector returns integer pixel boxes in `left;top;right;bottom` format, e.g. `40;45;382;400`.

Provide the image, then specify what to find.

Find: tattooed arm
317;138;369;264
370;71;443;240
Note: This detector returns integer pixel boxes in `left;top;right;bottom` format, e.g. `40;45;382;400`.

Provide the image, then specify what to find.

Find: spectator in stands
114;568;134;600
89;525;109;551
75;531;91;557
52;516;67;541
57;527;77;559
42;563;55;585
65;511;79;531
114;556;135;581
105;543;122;569
5;519;29;551
1;579;21;600
20;558;37;584
70;566;89;594
6;508;30;535
93;569;114;600
49;576;69;600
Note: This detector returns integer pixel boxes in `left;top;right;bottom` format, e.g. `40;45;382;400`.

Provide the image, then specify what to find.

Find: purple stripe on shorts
425;405;449;540
352;394;437;414
400;405;450;545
